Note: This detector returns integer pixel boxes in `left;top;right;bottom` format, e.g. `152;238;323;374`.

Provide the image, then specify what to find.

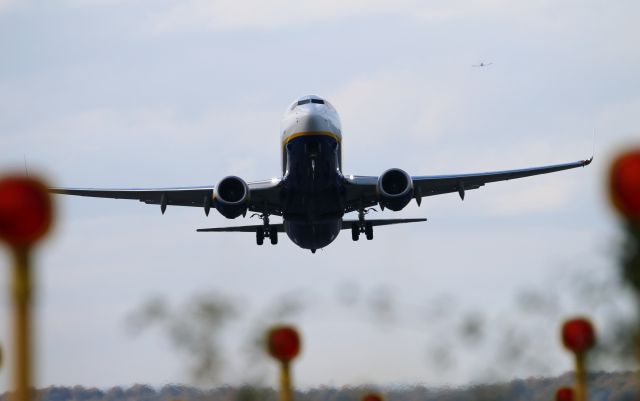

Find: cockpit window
297;98;325;106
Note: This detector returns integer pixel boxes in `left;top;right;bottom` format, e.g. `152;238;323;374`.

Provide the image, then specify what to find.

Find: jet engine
376;168;414;211
214;176;250;219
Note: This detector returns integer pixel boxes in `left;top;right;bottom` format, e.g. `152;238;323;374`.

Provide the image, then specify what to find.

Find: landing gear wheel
256;227;264;245
365;222;373;240
269;226;278;245
351;225;360;241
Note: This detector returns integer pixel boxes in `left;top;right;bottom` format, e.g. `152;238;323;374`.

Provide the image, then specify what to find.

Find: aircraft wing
50;178;284;215
344;156;592;212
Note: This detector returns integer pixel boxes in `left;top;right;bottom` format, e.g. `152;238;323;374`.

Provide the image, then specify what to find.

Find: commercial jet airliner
52;95;592;253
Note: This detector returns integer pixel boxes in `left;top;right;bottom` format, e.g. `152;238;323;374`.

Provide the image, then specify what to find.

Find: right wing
344;156;592;212
51;178;284;215
410;157;592;199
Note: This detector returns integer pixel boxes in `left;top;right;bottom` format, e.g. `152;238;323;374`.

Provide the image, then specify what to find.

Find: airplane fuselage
279;96;345;250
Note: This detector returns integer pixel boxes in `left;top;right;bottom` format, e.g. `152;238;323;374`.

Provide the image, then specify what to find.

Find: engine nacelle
376;168;414;211
214;176;249;219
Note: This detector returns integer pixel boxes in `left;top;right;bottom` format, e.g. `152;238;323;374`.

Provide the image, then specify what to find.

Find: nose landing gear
352;208;376;241
252;213;278;246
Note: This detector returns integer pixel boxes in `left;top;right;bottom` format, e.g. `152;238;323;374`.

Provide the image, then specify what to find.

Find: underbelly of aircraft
284;219;342;250
281;135;345;249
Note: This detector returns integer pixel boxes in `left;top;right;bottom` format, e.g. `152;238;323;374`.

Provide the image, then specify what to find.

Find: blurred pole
561;318;595;401
266;325;300;401
279;361;292;401
0;176;53;401
11;248;32;401
574;352;586;401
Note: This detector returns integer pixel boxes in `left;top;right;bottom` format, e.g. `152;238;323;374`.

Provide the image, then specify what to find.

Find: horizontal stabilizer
197;224;285;233
197;218;426;233
341;218;427;229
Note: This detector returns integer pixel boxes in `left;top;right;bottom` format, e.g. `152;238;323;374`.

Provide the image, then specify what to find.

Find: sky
0;0;639;391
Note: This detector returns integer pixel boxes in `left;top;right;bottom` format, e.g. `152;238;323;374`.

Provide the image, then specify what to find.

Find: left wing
51;178;284;215
344;156;592;212
50;186;213;206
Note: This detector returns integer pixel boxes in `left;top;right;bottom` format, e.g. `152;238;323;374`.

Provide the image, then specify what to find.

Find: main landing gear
253;213;278;246
351;208;375;241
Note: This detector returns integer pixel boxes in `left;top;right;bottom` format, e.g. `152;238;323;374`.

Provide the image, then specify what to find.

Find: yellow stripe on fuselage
282;131;341;146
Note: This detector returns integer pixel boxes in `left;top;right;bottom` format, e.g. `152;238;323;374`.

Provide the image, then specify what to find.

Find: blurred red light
267;325;301;363
562;318;596;354
609;149;640;221
556;387;574;401
0;176;52;248
362;393;384;401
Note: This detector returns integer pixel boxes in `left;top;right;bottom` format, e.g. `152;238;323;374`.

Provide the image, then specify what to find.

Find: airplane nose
297;111;329;132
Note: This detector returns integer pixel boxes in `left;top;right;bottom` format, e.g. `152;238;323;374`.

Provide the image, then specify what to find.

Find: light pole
266;325;301;401
561;318;596;401
0;176;53;401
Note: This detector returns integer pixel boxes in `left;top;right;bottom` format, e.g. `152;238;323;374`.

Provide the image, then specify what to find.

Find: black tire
365;223;373;240
256;227;264;245
351;225;359;241
270;226;278;245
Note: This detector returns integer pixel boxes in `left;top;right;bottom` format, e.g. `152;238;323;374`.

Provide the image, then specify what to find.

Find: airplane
52;94;592;253
473;62;493;67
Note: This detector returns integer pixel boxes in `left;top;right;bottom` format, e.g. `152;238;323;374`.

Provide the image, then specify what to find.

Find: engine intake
214;176;249;219
377;168;413;211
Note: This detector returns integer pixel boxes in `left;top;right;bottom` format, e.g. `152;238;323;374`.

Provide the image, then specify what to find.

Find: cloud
328;70;468;174
0;0;18;14
61;0;135;5
149;0;407;33
147;0;559;34
487;176;575;216
0;105;286;201
597;97;640;145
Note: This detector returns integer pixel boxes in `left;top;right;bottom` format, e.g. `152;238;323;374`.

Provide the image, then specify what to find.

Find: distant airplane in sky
52;95;592;253
473;62;493;67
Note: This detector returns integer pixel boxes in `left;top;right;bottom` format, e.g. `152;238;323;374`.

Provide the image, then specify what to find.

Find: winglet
582;129;596;167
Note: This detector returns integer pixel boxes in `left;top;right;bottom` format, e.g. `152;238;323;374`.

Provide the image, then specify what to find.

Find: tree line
1;371;638;401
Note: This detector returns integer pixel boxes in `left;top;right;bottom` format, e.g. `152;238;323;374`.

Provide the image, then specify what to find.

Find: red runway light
556;387;574;401
362;393;384;401
267;325;301;363
609;149;640;222
0;176;52;248
562;318;596;354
